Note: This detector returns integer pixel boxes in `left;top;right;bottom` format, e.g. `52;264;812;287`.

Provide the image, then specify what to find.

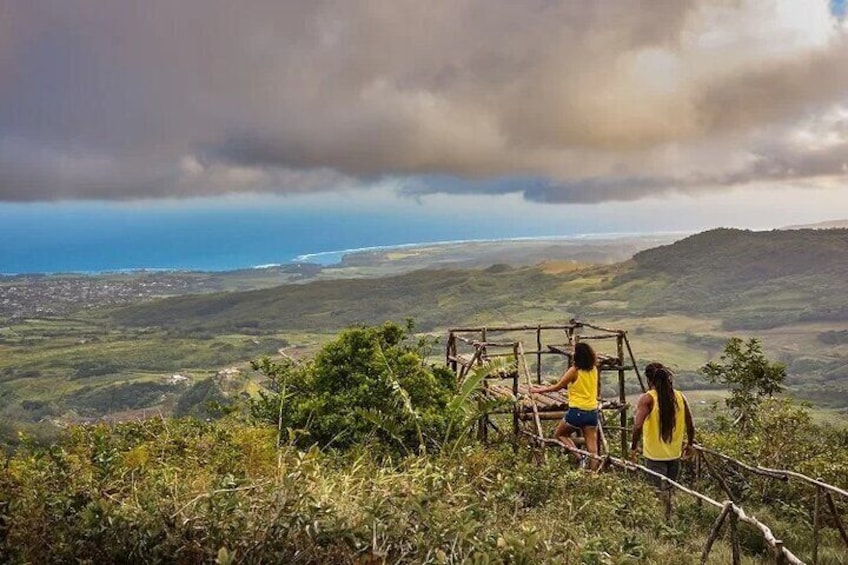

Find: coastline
1;231;692;276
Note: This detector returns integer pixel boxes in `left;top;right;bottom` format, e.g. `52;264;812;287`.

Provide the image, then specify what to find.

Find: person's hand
628;448;639;463
682;444;694;460
529;385;544;393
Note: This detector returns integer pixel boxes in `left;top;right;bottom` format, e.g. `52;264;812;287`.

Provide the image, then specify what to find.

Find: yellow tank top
643;389;686;461
567;367;598;411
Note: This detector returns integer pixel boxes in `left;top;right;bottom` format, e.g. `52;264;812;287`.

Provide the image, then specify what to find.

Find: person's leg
663;459;682;521
554;420;577;449
644;458;666;489
666;459;681;483
582;426;598;470
645;459;675;521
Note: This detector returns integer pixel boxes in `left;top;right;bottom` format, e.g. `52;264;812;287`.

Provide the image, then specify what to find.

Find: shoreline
0;231;691;277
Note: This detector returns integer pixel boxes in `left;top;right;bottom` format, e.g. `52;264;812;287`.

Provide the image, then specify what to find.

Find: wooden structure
445;319;645;454
446;318;848;563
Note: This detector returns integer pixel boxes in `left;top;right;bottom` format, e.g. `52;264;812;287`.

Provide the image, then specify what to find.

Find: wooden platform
546;344;630;371
482;383;627;414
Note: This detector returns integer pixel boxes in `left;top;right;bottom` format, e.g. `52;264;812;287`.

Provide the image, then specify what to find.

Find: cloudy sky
1;0;847;213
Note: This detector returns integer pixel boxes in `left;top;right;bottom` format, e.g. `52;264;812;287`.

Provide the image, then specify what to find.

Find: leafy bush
700;337;785;427
250;322;458;454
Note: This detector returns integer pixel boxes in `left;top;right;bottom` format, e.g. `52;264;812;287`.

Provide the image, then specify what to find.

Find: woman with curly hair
531;341;600;468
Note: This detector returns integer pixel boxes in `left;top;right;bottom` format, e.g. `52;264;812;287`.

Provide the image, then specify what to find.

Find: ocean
0;196;642;274
3;185;832;275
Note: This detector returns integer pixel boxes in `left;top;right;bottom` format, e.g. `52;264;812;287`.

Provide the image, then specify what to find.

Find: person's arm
531;366;577;393
682;395;695;458
629;393;653;460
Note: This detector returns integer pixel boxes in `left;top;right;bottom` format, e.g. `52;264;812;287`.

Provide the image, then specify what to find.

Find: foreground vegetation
0;419;784;564
1;323;847;563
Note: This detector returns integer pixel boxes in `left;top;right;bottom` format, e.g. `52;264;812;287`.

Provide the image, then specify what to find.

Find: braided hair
647;364;677;443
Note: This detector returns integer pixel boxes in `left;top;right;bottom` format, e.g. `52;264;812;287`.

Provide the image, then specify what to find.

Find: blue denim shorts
564;407;598;428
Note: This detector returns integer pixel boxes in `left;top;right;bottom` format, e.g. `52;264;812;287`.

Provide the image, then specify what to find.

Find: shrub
250;322;457;454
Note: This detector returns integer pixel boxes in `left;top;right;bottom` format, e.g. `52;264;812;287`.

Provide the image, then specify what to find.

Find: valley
1;228;847;440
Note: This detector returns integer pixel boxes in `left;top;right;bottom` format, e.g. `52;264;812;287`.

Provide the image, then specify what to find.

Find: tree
700;337;785;427
251;322;457;454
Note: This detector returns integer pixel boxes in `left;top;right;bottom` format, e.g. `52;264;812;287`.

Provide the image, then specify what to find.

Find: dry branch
825;491;848;547
756;467;848;499
693;446;788;481
701;501;732;565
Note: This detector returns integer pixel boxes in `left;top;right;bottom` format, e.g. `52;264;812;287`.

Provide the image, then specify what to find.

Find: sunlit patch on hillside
539;260;587;274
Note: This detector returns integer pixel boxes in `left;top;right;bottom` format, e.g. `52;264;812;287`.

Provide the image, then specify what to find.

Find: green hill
619;228;848;329
109;265;570;332
111;228;848;333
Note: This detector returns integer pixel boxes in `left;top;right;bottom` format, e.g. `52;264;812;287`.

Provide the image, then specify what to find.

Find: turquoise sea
0;197;648;274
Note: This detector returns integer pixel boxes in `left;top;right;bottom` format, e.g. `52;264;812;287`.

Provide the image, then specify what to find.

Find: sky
1;0;847;253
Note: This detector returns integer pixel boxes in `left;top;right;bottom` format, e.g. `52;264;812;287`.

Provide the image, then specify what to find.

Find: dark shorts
645;458;681;490
564;408;598;428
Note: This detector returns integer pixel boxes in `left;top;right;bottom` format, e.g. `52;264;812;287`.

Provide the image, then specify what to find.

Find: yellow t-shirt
643;389;686;461
567;367;598;411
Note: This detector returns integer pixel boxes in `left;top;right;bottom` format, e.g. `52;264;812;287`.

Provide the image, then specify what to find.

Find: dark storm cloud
0;0;846;202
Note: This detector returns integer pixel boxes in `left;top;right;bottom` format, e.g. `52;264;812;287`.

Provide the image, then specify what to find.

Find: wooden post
623;333;647;392
825;491;848;547
696;451;704;516
775;540;787;565
813;484;822;564
729;506;741;565
512;343;519;439
617;334;627;456
536;325;542;385
701;501;732;564
447;332;457;374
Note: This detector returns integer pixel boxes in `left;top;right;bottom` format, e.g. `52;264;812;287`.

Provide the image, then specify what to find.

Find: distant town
0;274;201;318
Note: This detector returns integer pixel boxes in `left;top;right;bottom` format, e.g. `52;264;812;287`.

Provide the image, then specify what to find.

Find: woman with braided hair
629;363;695;488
